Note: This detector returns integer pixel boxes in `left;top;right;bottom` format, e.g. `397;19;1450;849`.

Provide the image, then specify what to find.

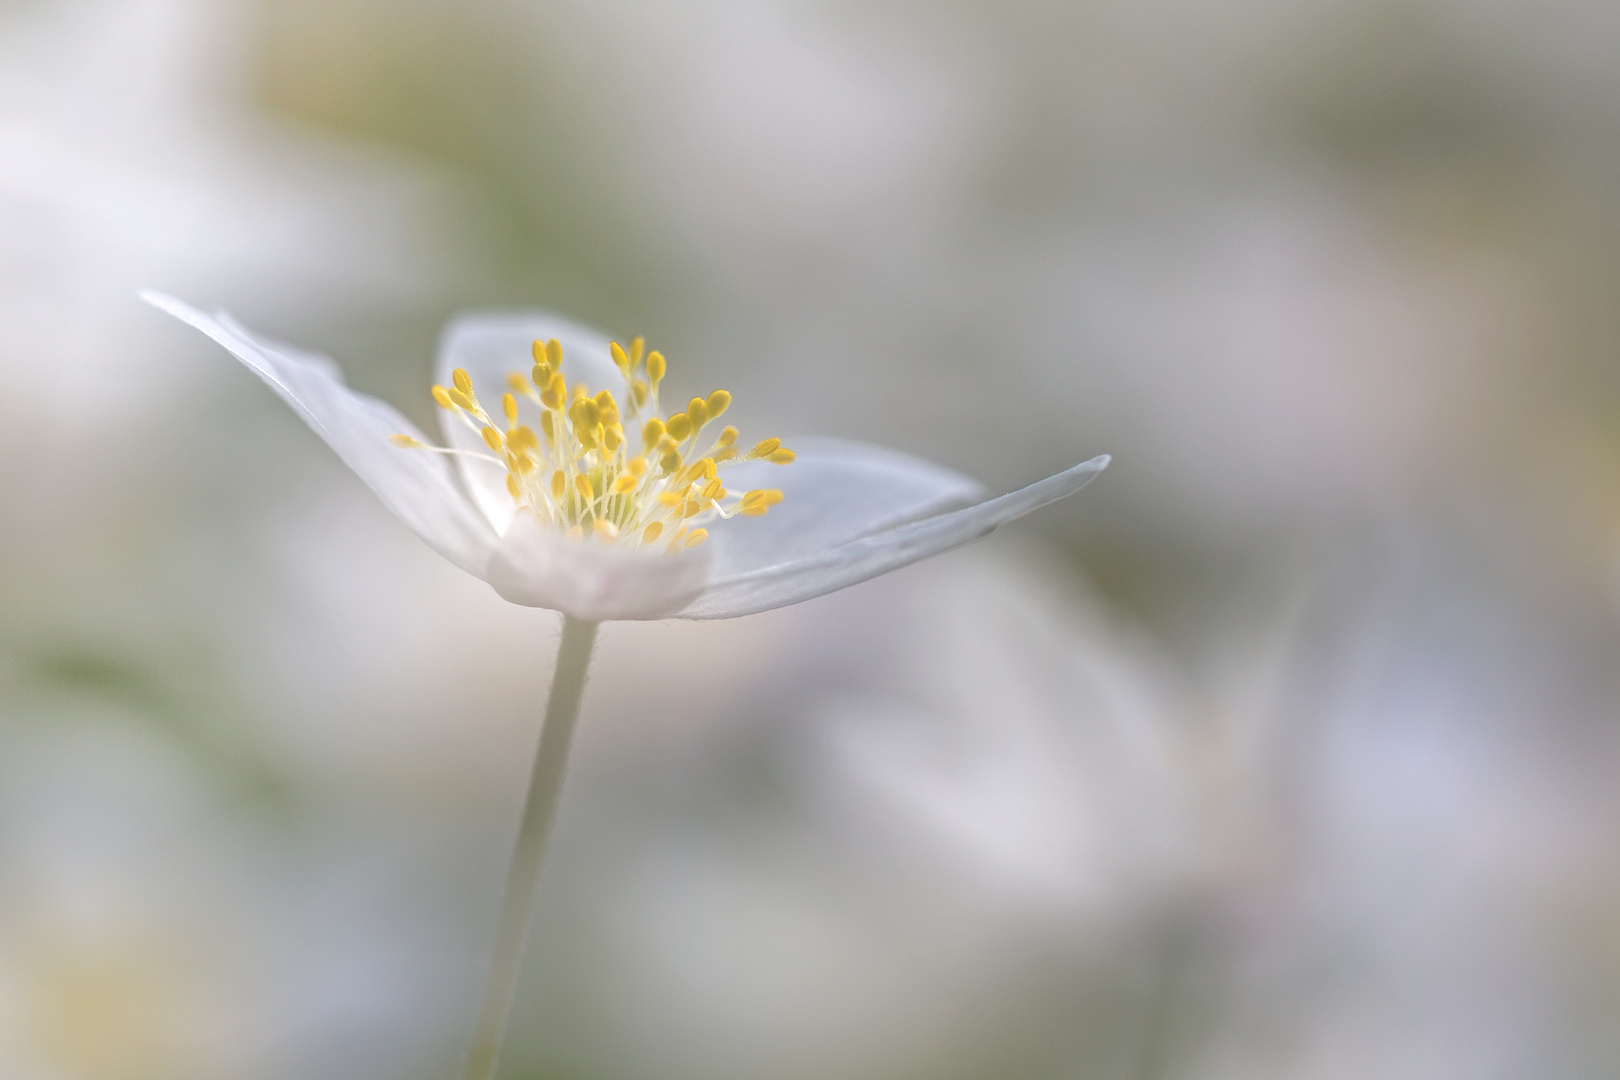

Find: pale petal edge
675;454;1110;619
139;291;498;578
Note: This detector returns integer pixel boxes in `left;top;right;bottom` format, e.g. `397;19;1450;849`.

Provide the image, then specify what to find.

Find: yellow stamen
415;332;789;550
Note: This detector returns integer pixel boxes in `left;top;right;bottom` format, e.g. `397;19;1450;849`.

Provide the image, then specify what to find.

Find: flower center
392;336;792;551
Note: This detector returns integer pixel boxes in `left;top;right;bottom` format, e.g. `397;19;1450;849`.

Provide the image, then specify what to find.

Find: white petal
487;513;713;620
708;437;988;578
678;455;1110;620
435;312;629;532
141;292;498;577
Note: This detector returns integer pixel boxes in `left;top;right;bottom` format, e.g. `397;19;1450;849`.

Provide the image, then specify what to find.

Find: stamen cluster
392;336;793;552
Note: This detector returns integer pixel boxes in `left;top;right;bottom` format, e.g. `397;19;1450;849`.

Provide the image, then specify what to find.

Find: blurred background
3;0;1620;1077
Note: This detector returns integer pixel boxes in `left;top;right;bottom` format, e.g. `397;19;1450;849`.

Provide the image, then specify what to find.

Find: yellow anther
571;398;601;429
743;488;784;506
415;334;789;548
768;448;796;464
740;488;784;516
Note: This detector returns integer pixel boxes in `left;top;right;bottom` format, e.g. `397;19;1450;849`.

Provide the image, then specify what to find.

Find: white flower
140;292;1107;621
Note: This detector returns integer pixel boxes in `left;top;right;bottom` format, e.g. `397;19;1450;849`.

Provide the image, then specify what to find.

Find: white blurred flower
506;546;1188;1080
142;294;1108;621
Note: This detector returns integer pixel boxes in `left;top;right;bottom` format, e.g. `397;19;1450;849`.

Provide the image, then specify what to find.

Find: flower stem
459;615;600;1080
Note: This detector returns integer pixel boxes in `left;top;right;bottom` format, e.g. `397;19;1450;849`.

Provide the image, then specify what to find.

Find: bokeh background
4;0;1620;1077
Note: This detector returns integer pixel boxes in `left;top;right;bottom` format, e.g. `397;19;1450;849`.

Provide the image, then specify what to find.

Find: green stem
459;615;600;1080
